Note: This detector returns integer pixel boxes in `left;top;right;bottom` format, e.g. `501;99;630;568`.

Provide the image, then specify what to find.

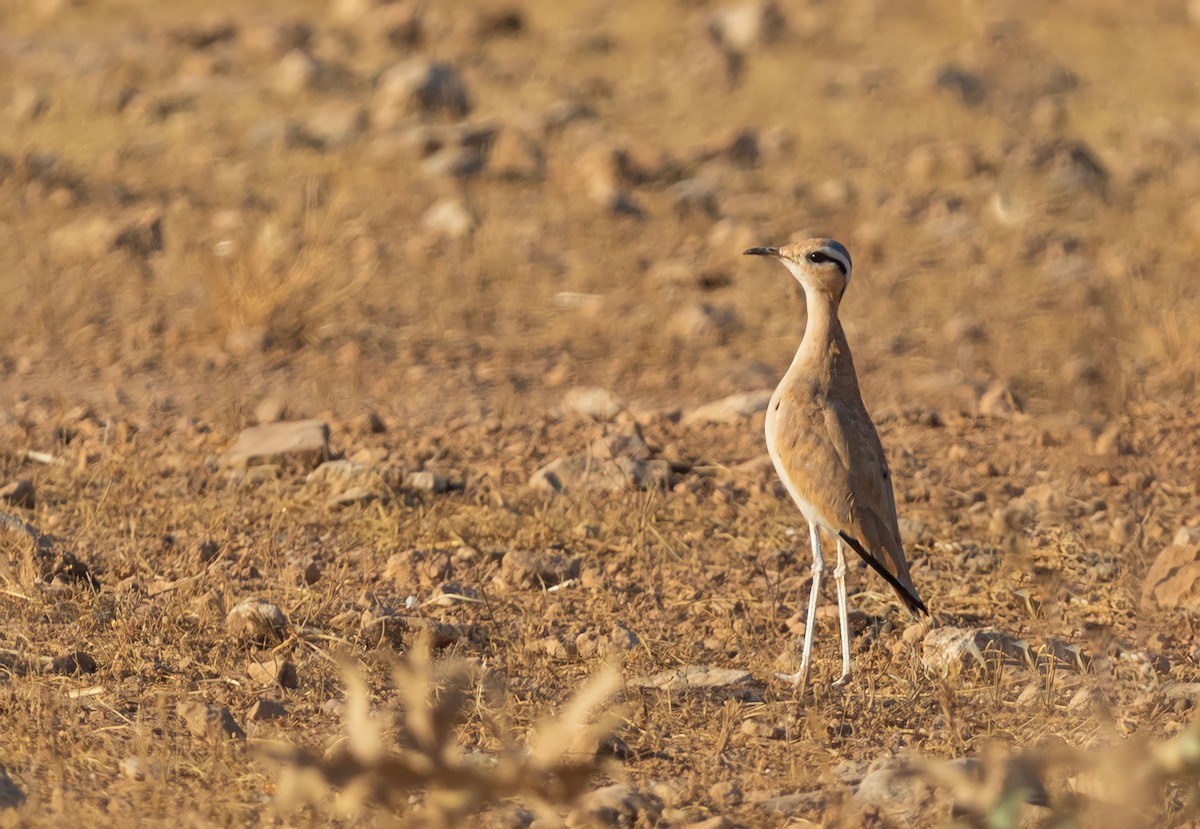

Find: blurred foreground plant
913;718;1200;828
261;638;623;827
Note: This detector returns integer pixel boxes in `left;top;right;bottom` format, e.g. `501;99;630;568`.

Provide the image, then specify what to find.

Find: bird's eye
808;251;830;265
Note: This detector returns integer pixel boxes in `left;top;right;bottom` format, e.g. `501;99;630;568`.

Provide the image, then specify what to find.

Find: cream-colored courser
745;238;927;691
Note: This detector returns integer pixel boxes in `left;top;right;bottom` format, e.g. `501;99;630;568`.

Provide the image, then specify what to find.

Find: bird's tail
838;530;928;616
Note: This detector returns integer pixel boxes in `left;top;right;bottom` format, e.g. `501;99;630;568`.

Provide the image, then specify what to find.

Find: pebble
247;656;298;689
0;479;35;509
220;420;330;471
176;701;246;740
226;598;289;644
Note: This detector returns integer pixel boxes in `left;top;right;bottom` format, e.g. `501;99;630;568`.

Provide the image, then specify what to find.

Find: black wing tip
837;530;928;616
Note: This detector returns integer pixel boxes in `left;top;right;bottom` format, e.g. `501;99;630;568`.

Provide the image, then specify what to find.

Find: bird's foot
773;670;810;693
831;669;853;689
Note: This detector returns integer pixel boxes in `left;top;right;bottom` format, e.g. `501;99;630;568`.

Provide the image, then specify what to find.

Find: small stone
683;389;773;425
756;791;826;816
934;65;985;106
740;719;784;739
709;780;743;806
529;636;575;658
50;651;97;675
302;561;321;585
119;756;150;782
978;383;1021;417
326;485;377;508
0;764;24;809
247;656;299;689
248;699;287;721
631;665;756;691
921;626;1030;674
708;1;785;55
1142;545;1200;611
289;102;367;151
569;784;664;829
488;126;545;180
220;420;330;470
669;302;739;344
226;598;289;644
498;549;580;589
672;177;719;217
563;386;626;421
374;59;471;126
609;623;641;651
407;470;461;493
853;761;926;823
176;701;246;740
422;198;474;240
1173;527;1200;546
361;614;463;649
578;145;643;216
274;50;321;97
253;396;288;424
429;582;482;606
0;479;35;509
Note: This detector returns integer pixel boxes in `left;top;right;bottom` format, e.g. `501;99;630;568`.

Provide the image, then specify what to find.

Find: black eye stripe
807;250;848;276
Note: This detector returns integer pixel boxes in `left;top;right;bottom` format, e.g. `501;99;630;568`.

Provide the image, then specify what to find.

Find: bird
744;237;927;691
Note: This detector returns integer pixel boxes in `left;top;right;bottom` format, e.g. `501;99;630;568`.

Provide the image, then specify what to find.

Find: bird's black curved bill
743;246;780;256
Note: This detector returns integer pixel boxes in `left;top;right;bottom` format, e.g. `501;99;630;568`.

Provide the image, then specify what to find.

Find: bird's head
744;237;853;300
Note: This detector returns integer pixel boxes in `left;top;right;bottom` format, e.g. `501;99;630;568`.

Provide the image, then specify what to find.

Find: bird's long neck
788;289;859;393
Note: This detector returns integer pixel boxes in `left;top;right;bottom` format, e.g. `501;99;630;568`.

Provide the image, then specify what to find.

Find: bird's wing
820;401;925;613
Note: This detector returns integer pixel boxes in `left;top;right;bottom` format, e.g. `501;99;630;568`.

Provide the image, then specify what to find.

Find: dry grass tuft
263;637;623;826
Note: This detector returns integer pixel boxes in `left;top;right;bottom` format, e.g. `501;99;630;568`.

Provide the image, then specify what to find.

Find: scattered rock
563;386;626;421
631;665;757;692
498;549;580;589
488;126;545;180
247;656;299;689
978;383;1021;417
50;651;97;675
578;144;643;216
921;626;1030;674
118;756;150;782
709;780;743;807
0;479;35;509
374;59;470;126
306;459;380;488
176;701;246;740
934;65;986;106
0;765;26;809
740;719;784;739
1142;544;1200;611
274;49;322;97
226;598;289;644
288;102;367;151
708;2;785;63
530;424;674;494
853;760;929;823
683;389;773;425
326;485;378;508
220;419;330;470
406;470;463;494
360;613;463;649
253;396;287;424
672;177;720;217
568;784;664;829
422;198;474;240
757;789;825;816
669;302;739;344
1174;527;1200;546
248;699;287;722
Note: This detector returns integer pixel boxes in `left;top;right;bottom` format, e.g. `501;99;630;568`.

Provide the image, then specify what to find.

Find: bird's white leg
832;539;853;687
777;523;824;692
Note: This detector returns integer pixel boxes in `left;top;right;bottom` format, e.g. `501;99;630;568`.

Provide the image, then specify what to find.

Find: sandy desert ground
3;0;1200;826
